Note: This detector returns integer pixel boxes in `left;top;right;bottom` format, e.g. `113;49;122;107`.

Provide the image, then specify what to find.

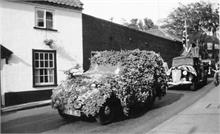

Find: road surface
1;80;215;133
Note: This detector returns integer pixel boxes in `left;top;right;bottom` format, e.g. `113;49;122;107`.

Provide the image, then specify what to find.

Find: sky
81;0;218;25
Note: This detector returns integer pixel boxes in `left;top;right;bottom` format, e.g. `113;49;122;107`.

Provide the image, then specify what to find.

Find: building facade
0;0;83;107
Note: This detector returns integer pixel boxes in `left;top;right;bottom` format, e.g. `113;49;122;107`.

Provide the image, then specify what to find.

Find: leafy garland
52;49;168;117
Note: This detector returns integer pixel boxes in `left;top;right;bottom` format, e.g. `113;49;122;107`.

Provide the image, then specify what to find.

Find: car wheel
139;90;156;112
190;81;197;91
95;102;115;125
203;77;208;85
147;90;156;109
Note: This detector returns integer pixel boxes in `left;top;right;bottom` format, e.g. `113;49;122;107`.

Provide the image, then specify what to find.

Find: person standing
213;63;220;86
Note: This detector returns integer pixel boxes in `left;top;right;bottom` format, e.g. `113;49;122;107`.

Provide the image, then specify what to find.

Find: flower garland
51;49;168;117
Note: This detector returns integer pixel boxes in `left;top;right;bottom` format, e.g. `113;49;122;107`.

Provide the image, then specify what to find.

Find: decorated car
167;56;208;90
51;49;168;124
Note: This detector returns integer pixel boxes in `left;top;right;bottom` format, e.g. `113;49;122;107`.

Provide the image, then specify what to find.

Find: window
35;8;53;29
33;50;57;87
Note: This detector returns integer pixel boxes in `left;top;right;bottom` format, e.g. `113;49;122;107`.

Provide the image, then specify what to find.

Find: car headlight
188;75;193;81
73;100;82;109
183;71;187;75
182;78;186;81
52;99;61;108
55;99;60;104
90;83;96;89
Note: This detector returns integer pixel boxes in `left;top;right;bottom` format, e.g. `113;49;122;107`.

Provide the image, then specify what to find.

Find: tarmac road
1;80;215;133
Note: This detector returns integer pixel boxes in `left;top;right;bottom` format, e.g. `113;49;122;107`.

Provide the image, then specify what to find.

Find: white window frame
33;50;57;87
35;8;54;29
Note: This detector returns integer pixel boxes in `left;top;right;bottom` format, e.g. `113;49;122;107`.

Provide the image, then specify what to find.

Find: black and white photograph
0;0;219;133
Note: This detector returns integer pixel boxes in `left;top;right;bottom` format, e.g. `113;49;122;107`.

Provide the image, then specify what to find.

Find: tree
126;18;139;30
143;18;155;30
161;1;219;39
161;1;219;60
124;18;157;31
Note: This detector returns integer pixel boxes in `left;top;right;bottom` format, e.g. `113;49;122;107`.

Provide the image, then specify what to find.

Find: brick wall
82;14;183;71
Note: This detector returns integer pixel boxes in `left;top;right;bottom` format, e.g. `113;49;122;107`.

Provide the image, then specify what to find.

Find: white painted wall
0;0;83;95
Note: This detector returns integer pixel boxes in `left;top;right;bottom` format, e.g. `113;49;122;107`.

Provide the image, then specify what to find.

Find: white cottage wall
0;0;83;95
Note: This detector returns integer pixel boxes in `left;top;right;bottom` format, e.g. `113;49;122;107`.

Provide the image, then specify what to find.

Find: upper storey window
35;8;53;29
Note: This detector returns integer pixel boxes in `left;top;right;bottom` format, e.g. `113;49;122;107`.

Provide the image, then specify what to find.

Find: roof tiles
23;0;83;9
46;0;83;8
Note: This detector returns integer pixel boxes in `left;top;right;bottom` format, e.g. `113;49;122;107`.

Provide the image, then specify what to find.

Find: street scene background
1;0;219;133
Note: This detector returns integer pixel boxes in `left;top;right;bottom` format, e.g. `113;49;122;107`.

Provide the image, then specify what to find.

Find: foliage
64;64;82;79
91;49;167;115
161;1;219;38
80;76;114;116
44;39;54;46
52;49;168;117
123;18;158;31
51;73;114;116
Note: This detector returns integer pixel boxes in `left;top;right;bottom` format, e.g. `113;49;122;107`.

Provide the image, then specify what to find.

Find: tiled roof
23;0;83;9
146;28;182;42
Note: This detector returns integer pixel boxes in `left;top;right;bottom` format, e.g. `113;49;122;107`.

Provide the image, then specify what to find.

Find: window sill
33;84;58;88
33;27;58;32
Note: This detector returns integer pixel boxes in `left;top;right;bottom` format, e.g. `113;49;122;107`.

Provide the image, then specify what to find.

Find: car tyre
203;77;208;85
147;90;156;109
95;102;115;125
190;81;197;91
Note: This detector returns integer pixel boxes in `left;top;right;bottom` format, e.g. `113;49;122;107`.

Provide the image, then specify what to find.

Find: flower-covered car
167;56;208;90
51;49;168;124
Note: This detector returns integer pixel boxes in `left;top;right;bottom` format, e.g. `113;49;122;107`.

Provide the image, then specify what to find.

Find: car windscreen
88;64;121;74
172;57;194;67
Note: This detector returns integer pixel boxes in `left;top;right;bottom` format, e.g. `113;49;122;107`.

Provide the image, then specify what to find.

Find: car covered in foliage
167;56;208;90
51;49;168;124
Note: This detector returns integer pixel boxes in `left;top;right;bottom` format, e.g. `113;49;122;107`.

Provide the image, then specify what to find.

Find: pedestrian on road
213;63;220;86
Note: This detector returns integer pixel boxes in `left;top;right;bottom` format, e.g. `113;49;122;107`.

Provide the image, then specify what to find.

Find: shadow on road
1;113;79;133
113;91;184;123
1;92;184;133
168;79;212;91
153;92;184;109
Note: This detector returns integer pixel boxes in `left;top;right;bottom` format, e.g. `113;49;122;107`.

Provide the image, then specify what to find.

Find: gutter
1;100;51;113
